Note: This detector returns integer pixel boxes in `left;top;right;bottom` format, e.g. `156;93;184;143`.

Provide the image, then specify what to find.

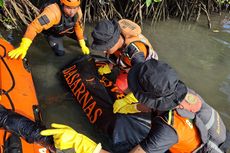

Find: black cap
128;59;187;111
91;20;120;51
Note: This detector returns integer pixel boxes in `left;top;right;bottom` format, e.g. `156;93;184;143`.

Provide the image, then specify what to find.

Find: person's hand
114;103;140;114
98;64;111;75
79;39;90;55
40;123;102;153
113;93;140;114
8;38;32;59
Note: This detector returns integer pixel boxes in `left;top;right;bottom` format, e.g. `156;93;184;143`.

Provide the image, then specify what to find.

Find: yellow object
98;64;111;75
113;93;139;114
115;103;140;114
60;0;80;7
8;38;32;59
79;39;90;55
40;123;102;153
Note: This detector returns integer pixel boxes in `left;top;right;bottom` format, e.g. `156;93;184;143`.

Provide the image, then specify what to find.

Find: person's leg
45;34;65;56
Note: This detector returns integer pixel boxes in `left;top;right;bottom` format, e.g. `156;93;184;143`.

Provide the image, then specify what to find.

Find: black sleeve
125;43;145;66
140;116;178;153
0;104;55;152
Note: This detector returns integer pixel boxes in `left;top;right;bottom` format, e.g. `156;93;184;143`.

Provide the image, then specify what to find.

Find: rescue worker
41;59;230;153
91;19;158;93
125;59;229;153
8;0;89;58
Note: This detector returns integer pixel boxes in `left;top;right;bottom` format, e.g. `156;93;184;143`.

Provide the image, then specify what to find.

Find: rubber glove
8;38;32;59
79;39;90;55
40;123;102;153
115;103;140;114
98;64;111;75
113;93;140;114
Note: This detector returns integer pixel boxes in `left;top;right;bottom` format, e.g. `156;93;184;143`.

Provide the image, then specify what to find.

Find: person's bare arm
99;149;110;153
129;144;146;153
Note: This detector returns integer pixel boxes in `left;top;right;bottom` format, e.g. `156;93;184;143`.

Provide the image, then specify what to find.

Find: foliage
1;0;229;29
146;0;162;7
217;0;230;4
0;0;4;7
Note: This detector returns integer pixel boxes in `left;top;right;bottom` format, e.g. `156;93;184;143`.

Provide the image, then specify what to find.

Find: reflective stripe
168;110;172;125
207;140;224;153
192;144;205;153
205;108;215;130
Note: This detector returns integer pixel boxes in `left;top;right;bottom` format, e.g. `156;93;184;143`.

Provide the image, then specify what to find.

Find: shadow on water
1;13;230;152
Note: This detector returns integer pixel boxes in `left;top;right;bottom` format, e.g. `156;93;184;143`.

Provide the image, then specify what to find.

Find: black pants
44;32;87;56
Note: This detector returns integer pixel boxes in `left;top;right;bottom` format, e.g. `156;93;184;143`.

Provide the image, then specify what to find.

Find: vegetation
0;0;229;30
0;0;39;30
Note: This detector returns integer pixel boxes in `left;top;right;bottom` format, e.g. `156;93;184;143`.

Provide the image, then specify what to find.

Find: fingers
8;49;22;59
51;123;72;129
40;129;65;136
82;47;90;54
21;52;26;59
113;99;128;113
8;50;18;59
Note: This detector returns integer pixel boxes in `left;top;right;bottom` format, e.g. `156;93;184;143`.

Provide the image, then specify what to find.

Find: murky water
1;13;230;152
143;15;230;129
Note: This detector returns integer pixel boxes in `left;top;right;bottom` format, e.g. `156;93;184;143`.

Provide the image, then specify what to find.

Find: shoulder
132;42;147;50
42;3;61;20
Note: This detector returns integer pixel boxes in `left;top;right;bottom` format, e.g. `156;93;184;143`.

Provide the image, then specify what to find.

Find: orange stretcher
0;38;49;153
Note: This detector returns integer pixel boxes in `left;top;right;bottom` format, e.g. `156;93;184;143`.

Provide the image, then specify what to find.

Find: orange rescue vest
111;19;158;70
169;110;201;153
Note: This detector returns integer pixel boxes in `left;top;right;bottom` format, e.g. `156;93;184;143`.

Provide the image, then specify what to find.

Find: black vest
41;0;78;36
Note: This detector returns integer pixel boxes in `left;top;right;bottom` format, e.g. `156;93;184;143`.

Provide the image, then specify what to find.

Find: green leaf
0;0;4;7
154;0;162;2
146;0;152;7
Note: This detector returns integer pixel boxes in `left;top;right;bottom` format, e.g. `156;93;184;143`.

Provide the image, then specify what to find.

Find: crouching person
125;59;229;153
42;59;230;153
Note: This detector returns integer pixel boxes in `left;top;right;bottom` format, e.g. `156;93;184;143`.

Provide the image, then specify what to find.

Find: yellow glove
40;123;102;153
98;64;111;75
79;39;90;55
113;93;140;114
8;38;32;59
115;103;140;114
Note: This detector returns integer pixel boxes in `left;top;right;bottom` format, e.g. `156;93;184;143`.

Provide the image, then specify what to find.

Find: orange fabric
169;111;201;153
24;3;61;40
0;38;49;152
24;3;84;41
133;41;148;57
121;42;148;67
74;8;84;40
61;0;80;7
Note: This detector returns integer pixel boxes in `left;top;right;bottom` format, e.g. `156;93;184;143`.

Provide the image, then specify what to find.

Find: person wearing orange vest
126;59;229;153
40;58;230;153
91;19;158;93
8;0;89;58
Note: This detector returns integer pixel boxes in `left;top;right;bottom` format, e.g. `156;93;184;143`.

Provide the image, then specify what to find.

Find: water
143;15;230;129
1;13;230;152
